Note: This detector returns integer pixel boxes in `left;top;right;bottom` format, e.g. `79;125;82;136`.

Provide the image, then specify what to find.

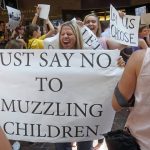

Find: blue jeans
55;141;93;150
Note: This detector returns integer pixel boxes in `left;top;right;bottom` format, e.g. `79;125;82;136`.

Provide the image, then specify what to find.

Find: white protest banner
0;49;123;143
6;6;21;30
38;4;50;20
110;4;140;46
141;13;150;25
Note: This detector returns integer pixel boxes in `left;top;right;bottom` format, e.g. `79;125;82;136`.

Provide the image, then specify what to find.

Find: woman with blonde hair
59;20;83;49
54;20;125;150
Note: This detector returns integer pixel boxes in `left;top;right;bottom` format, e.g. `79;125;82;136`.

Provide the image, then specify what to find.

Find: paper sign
80;25;104;50
110;4;140;46
38;4;50;19
6;6;21;30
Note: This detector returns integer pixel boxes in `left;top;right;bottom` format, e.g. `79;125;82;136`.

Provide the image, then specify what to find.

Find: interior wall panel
18;0;80;19
81;0;131;9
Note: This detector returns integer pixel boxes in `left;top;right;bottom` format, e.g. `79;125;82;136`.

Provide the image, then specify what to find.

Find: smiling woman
59;21;83;49
60;26;77;49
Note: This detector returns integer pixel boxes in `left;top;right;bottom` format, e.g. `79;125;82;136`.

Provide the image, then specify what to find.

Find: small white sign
135;6;146;16
6;6;21;30
110;4;140;46
38;4;50;19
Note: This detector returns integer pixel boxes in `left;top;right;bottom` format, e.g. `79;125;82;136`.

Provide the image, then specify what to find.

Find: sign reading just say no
110;4;140;46
0;49;123;143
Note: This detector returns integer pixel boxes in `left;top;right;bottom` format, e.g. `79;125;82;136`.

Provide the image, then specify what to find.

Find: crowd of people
0;4;150;150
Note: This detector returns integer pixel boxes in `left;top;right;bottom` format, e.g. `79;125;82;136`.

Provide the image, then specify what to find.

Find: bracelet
35;13;39;17
114;83;129;107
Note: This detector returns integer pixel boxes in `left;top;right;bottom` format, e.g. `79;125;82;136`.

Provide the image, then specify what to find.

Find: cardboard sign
38;4;50;20
6;6;21;30
110;4;140;46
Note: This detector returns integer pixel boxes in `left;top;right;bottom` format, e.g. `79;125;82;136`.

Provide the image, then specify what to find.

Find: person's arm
118;10;126;17
106;38;127;50
138;38;148;49
32;6;41;25
106;37;148;51
0;127;12;150
112;50;146;111
11;29;17;39
145;36;150;47
117;56;126;67
76;20;84;27
44;18;55;38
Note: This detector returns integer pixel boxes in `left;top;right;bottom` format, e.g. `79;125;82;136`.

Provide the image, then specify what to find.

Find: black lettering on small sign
111;24;135;44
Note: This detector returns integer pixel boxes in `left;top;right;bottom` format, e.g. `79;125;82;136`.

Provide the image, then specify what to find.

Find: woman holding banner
54;20;125;150
55;20;93;150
